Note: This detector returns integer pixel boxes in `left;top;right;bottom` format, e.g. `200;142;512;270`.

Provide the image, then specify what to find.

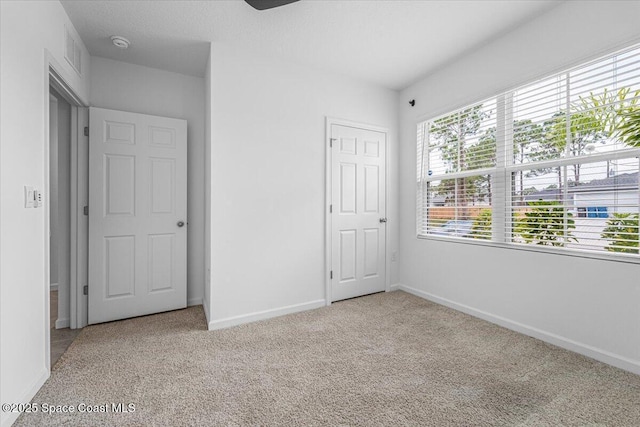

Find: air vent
64;26;82;76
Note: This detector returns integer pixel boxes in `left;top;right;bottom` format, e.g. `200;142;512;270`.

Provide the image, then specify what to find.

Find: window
417;44;640;259
417;100;497;239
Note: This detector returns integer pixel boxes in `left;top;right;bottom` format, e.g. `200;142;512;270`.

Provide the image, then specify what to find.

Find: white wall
0;2;90;426
399;0;640;374
203;46;212;322
90;57;206;306
207;43;399;328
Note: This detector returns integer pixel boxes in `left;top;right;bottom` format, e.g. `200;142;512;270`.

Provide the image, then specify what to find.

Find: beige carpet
17;291;640;426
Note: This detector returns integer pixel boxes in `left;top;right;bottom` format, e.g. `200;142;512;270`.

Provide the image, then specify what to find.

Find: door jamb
324;117;390;306
70;102;89;329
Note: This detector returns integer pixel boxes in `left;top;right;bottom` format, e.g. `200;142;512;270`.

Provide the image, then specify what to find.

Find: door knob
177;221;185;227
379;218;387;223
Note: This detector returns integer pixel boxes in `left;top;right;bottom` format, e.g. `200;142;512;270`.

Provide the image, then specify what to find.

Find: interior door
88;107;187;324
331;123;386;302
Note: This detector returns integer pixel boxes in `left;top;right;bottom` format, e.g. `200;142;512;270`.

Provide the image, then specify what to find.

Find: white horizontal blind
508;158;639;253
417;99;497;239
418;43;640;258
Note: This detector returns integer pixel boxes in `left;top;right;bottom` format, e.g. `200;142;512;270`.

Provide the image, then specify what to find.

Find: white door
88;108;187;324
331;123;386;302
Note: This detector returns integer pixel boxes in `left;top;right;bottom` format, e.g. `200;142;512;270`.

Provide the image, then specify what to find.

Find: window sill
416;234;640;265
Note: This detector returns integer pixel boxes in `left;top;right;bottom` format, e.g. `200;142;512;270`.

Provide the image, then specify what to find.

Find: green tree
576;87;640;141
467;126;497;204
517;113;572;199
430;105;489;172
618;108;640;148
522;186;539;195
514;201;577;247
467;126;497;170
534;88;639;187
512;119;543;202
467;120;542;202
470;209;492;240
430;105;491;217
541;110;605;185
601;213;639;254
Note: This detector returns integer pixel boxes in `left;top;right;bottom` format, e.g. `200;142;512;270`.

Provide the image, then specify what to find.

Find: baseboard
388;283;400;292
208;299;326;331
50;283;58;291
202;299;211;325
55;317;69;329
398;284;640;376
187;297;202;307
1;366;49;427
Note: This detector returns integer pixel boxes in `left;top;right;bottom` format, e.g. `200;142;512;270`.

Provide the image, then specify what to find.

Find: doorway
46;62;90;372
45;88;189;369
326;118;390;302
48;88;81;367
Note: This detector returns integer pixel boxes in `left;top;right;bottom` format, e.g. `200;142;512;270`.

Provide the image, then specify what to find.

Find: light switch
24;186;35;208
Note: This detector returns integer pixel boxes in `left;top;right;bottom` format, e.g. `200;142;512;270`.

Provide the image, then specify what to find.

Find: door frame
45;51;90;364
68;94;89;330
324;117;391;305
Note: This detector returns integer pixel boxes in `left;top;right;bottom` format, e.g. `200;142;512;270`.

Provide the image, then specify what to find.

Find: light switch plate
24;186;35;208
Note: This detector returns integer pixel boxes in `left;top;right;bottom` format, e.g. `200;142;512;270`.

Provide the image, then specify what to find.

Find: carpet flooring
16;291;640;426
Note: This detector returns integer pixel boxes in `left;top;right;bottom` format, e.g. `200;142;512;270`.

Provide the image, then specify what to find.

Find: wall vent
64;26;82;76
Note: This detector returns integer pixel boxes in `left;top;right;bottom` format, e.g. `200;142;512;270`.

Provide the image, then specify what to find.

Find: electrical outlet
391;251;398;262
35;190;43;207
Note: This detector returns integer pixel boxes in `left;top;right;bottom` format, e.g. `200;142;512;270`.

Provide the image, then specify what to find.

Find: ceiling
61;0;560;90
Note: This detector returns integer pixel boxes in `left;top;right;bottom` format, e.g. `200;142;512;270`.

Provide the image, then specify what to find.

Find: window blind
417;99;497;238
417;44;640;258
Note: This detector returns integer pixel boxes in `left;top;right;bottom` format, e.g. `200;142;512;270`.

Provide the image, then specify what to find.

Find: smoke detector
110;36;130;49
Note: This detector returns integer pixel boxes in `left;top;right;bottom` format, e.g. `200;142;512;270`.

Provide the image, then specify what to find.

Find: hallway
50;290;80;367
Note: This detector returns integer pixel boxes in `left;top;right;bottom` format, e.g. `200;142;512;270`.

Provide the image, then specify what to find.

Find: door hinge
330;270;333;279
83;285;88;295
330;138;336;147
84;126;89;137
329;204;332;213
83;205;89;216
